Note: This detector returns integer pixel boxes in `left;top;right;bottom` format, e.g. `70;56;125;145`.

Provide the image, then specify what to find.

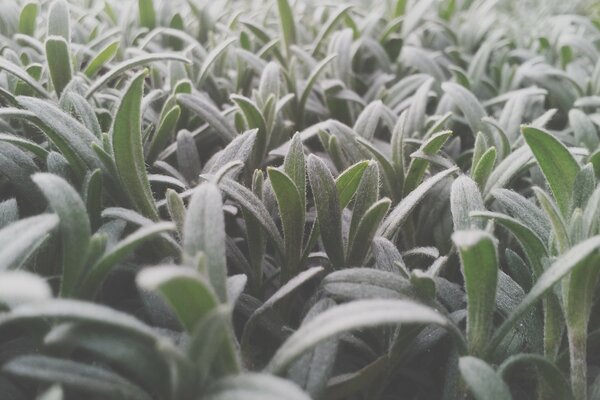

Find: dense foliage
1;0;600;399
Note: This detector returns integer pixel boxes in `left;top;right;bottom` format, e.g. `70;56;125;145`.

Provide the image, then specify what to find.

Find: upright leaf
111;70;159;221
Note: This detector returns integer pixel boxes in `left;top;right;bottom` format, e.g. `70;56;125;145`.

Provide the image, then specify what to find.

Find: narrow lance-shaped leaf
451;175;485;231
183;182;228;302
379;167;459;239
453;230;498;356
487;236;600;354
136;266;219;332
308;154;345;268
111;70;160;221
266;299;465;374
267;168;305;281
45;36;72;97
521;125;580;217
32;173;91;297
0;214;58;271
335;160;369;210
459;356;511;400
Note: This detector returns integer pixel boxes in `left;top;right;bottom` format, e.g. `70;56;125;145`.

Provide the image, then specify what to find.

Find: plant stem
568;328;587;400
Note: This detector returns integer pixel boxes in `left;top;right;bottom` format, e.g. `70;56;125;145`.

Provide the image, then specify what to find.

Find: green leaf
45;36;72;97
451;175;485;231
347;198;391;266
197;37;237;85
488;235;600;354
183;182;228;302
458;356;511;400
533;187;570;253
18;2;38;36
214;176;284;255
267;299;464;374
32;173;90;297
308;154;345;268
136;265;219;332
111;70;159;221
283;133;306;209
0;58;49;97
47;0;70;41
470;211;547;276
348;161;379;246
177;93;237;142
146;105;180;163
472;146;496;190
298;54;336;118
86;53;191;98
84;39;120;78
267;168;305;280
17;96;102;181
379;167;458;239
276;0;297;57
187;305;241;383
77;222;175;298
242;266;323;353
404;130;452;195
206;373;310;400
498;354;573;400
453;230;498;356
138;0;156;29
335;160;369;209
3;355;152;400
521;125;580;217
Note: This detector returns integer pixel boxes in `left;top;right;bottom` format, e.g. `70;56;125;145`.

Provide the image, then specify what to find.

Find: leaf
335;160;369;209
348;161;379;247
450;175;485;231
498;354;573;400
308;154;345;268
453;230;498;356
276;0;297;56
19;2;38;36
111;70;159;221
17;96;102;181
44;323;171;399
267;168;305;280
0;59;49;98
84;39;120;78
299;54;336;118
206;373;310;400
183;182;228;302
47;0;69;40
3;355;152;400
136;265;219;332
521;125;580;216
472;146;496;190
231;95;268;169
32;173;90;297
242;266;323;352
77;222;175;298
45;36;72;97
146;105;180;163
187;305;240;383
283;133;306;209
458;356;511;400
287;298;338;398
470;211;547;276
403;130;452;195
138;0;155;29
86;53;191;98
177;93;237;142
379;167;458;239
0;271;52;307
488;236;600;354
267;299;464;374
197;37;237;85
347;198;391;266
214;176;284;255
176;129;202;185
